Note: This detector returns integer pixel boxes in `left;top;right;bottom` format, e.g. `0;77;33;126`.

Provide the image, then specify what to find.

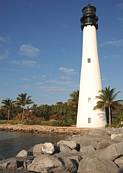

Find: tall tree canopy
16;93;33;120
1;98;15;120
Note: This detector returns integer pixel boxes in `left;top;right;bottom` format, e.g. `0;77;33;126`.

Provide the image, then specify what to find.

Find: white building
76;5;106;128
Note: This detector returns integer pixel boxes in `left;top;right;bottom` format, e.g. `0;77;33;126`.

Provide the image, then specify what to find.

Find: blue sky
0;0;123;104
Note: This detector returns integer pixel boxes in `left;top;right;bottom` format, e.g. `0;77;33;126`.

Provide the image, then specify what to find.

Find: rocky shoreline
0;124;89;135
1;128;123;172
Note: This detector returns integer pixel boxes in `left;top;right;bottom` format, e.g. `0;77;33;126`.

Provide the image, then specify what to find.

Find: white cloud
19;44;40;57
38;86;68;92
59;67;77;76
101;39;123;47
11;59;37;67
35;77;79;93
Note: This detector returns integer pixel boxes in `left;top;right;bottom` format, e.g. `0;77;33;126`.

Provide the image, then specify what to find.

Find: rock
78;157;118;173
33;143;43;156
16;150;27;158
88;129;108;137
69;134;111;150
27;155;62;172
27;153;78;173
16;157;26;169
7;158;17;170
111;134;123;141
16;150;28;169
42;142;55;154
26;156;34;167
114;156;123;168
48;167;70;173
0;159;10;170
59;144;73;153
32;143;55;156
57;140;77;150
118;168;123;173
55;151;83;164
95;142;123;160
0;158;16;170
106;128;121;135
57;157;78;173
50;156;78;173
80;145;96;155
57;140;78;154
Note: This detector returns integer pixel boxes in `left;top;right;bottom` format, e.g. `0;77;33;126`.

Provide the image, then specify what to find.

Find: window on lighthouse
87;58;91;63
88;118;92;123
88;97;91;102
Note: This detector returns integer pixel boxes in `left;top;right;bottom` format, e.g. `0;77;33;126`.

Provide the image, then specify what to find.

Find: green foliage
94;86;121;126
0;90;79;126
1;98;16;120
112;112;123;127
16;93;33;107
0;89;123;127
16;93;33;121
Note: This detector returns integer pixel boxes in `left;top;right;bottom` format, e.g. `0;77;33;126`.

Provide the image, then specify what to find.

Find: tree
94;86;120;126
1;98;15;120
68;90;79;117
39;104;51;120
16;93;33;120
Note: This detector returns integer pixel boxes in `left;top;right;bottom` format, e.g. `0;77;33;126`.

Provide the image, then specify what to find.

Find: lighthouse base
76;110;107;128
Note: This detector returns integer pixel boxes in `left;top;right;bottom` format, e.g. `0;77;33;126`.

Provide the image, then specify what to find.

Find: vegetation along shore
0;87;123;127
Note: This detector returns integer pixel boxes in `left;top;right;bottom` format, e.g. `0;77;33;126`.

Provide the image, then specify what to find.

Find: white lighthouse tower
76;4;106;128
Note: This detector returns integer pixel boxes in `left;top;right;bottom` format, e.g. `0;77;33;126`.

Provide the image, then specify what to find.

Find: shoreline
0;124;89;135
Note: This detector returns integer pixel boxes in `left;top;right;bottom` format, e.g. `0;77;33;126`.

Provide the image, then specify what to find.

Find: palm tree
16;93;33;121
1;98;15;120
94;86;120;126
68;90;79;113
68;90;79;108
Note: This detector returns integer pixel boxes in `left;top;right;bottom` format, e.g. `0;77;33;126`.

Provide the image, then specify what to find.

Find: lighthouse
76;4;106;128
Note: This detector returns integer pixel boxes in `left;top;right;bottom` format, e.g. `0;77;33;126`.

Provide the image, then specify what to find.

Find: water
0;131;65;160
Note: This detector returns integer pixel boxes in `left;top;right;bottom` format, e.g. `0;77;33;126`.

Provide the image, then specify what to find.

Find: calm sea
0;131;65;160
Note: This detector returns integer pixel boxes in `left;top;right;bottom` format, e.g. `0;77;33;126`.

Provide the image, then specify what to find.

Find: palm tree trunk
109;106;112;126
7;110;10;121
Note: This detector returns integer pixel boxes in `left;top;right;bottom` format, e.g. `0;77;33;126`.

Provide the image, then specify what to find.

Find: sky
0;0;123;105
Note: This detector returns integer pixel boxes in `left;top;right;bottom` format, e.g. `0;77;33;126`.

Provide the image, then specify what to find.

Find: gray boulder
69;134;111;150
80;145;96;155
27;154;78;173
32;143;55;156
55;151;82;164
78;157;118;173
57;157;78;173
33;143;43;156
16;149;28;169
16;150;27;158
95;142;123;160
59;144;74;153
111;133;123;141
0;158;16;171
50;157;78;173
114;156;123;168
88;129;108;137
27;155;62;172
42;142;55;154
57;140;77;150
